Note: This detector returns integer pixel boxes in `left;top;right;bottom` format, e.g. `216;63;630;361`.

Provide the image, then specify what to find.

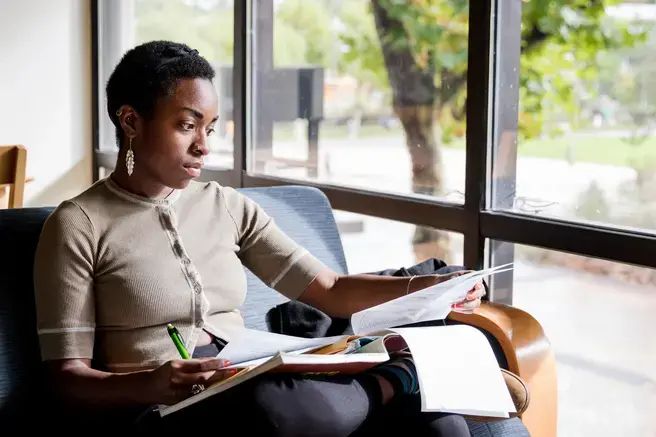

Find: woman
33;41;527;436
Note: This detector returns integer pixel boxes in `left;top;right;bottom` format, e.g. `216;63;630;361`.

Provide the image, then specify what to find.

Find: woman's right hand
146;358;238;405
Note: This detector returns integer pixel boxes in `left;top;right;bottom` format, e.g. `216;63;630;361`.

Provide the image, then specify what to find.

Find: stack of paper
158;264;517;419
351;264;513;334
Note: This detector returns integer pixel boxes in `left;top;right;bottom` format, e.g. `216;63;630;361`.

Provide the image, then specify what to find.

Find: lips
183;162;203;177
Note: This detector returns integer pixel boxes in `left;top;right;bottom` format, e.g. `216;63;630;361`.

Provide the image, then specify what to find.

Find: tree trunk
371;1;451;263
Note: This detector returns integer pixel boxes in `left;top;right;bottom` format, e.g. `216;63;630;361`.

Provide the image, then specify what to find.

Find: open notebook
158;265;516;419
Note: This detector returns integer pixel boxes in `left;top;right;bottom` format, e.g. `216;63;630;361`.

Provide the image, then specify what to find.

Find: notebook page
392;325;516;417
216;329;347;364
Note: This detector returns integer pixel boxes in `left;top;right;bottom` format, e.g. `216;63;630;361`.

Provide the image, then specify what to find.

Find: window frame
90;0;656;304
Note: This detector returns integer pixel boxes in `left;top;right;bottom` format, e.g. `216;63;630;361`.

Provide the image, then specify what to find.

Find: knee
249;377;365;437
425;414;471;437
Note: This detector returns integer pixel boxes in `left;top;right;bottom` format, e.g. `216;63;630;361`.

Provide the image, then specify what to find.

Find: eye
207;127;216;136
180;122;195;131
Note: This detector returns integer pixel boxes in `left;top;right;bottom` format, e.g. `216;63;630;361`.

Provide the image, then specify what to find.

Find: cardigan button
196;320;204;328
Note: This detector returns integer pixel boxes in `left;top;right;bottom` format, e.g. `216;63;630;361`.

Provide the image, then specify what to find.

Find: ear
115;105;142;139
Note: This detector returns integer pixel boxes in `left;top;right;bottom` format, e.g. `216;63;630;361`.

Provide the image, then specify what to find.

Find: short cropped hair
106;40;215;147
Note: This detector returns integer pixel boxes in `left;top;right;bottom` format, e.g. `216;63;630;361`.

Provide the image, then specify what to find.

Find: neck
112;150;173;199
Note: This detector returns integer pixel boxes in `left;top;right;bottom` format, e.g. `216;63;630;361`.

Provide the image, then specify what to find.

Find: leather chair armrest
448;302;558;437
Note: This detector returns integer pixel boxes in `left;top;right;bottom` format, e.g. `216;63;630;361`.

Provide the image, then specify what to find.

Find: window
92;2;656;434
490;2;656;235
93;0;656;281
336;211;463;274
488;241;656;437
96;0;234;169
248;1;469;204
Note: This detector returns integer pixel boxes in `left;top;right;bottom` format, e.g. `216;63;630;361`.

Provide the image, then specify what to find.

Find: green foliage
133;0;647;146
134;0;233;63
340;0;646;142
275;0;335;66
596;23;656;119
336;1;389;91
376;0;468;74
134;0;333;67
518;1;647;139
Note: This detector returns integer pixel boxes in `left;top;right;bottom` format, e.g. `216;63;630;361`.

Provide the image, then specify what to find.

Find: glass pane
488;240;656;437
490;2;656;233
97;0;234;169
250;1;469;204
335;210;463;274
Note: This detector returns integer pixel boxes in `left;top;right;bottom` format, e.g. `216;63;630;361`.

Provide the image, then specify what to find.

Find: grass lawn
273;123;656;170
479;136;656;169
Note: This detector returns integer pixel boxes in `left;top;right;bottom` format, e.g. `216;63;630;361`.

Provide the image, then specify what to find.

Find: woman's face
134;77;219;189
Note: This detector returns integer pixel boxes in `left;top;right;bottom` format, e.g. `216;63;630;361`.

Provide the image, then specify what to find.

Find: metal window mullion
233;0;249;188
481;211;656;269
242;174;468;233
486;0;522;304
463;0;494;273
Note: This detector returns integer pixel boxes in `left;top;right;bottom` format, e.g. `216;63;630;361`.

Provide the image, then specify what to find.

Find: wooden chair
450;303;558;437
0;145;27;208
242;186;558;437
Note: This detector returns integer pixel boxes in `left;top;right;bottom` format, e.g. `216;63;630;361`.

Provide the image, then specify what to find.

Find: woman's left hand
450;280;486;314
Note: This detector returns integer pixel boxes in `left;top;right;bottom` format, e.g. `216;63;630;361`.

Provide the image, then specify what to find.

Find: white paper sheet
351;264;513;334
216;329;347;364
392;325;516;417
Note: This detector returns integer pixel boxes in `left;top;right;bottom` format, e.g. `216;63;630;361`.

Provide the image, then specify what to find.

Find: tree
340;0;645;257
134;0;331;67
135;0;233;63
131;0;646;259
275;0;335;66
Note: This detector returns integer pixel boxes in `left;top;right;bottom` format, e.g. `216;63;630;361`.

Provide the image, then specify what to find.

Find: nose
192;133;210;156
193;143;210;156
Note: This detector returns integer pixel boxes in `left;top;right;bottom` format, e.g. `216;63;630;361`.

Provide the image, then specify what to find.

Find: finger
466;287;485;300
463;298;481;310
175;358;231;373
170;370;214;387
466;280;485;295
207;368;241;384
452;298;481;312
170;368;238;387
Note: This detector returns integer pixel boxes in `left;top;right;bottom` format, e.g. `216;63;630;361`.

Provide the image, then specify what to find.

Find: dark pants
38;342;527;437
136;372;472;437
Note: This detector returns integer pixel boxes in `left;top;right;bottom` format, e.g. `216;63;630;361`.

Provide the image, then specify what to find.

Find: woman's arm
221;189;483;318
299;269;484;318
44;358;237;408
44;359;156;407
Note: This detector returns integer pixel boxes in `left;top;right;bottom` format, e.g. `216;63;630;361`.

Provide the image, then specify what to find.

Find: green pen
167;323;190;359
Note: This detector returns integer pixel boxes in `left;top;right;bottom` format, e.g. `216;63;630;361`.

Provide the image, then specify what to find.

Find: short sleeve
220;187;327;300
33;200;96;361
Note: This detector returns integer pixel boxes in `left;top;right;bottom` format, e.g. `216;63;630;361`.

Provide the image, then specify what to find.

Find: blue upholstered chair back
238;186;348;330
0;185;348;417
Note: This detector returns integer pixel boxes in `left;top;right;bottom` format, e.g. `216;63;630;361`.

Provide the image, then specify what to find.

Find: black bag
266;259;473;338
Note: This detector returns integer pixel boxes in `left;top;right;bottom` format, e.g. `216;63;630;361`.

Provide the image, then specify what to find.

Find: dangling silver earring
126;138;135;176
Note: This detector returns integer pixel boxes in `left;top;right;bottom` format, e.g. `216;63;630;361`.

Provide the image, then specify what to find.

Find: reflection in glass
250;0;469;200
250;0;470;263
490;2;656;233
335;211;463;273
488;240;656;437
98;0;234;168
